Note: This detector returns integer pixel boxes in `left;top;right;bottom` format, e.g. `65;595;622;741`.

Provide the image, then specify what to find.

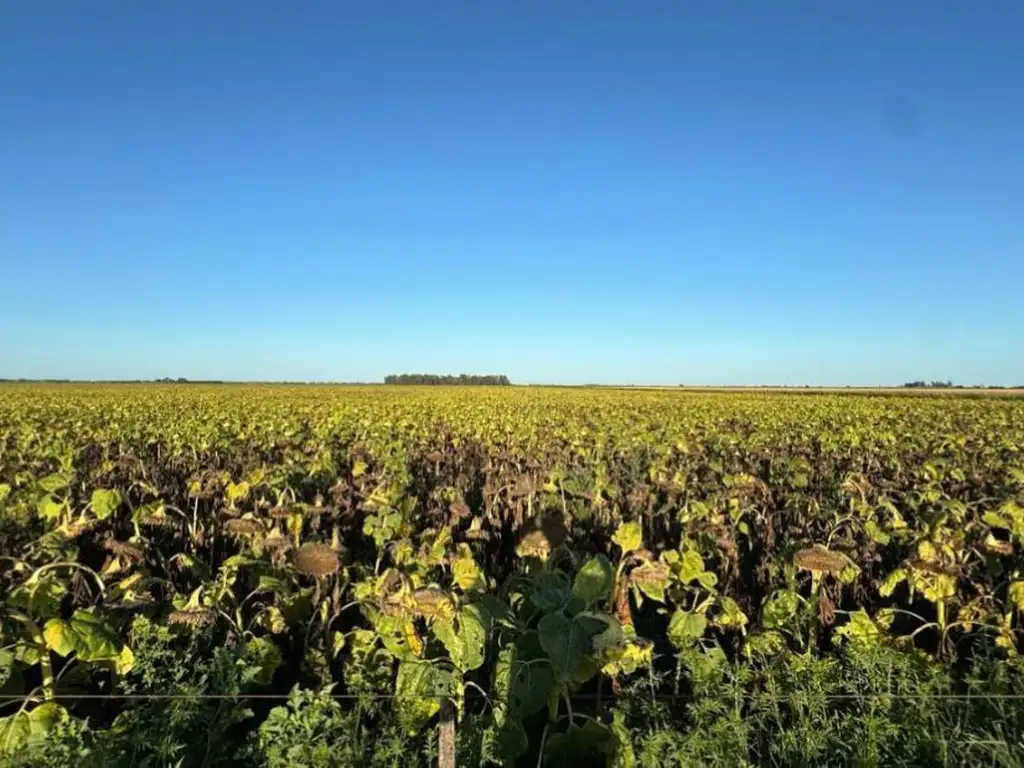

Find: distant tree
384;374;510;386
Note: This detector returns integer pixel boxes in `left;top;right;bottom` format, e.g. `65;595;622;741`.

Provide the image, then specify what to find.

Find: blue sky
1;2;1022;385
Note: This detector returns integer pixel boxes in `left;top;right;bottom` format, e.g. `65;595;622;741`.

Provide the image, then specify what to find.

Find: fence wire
3;692;1024;701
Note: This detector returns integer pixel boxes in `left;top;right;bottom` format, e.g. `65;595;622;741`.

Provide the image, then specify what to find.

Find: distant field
583;384;1024;396
679;386;1024;395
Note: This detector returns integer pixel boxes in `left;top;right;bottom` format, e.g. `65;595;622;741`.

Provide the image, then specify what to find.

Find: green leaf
90;488;121;520
0;703;66;755
457;603;490;671
12;644;41;666
257;575;291;595
452;544;484;592
865;520;891;546
255;606;289;634
538;612;609;684
545;719;617;765
432;618;459;661
330;630;346;659
879;568;907;598
1009;581;1024;615
921;573;956;603
612;521;642;553
8;578;66;619
0;650;13;690
432;602;489;673
489;716;529;764
538;612;576;682
36;494;64;521
835;609;883;648
279;590;314;626
696;571;718;590
395;662;451;733
667;610;707;647
42;611;121;662
226;481;250;504
0;483;11;503
744;630;787;658
592;618;627;656
573;555;614;606
530;570;572;612
984;510;1013;530
374;615;423;660
762;590;800;629
241;637;281;686
715;597;748;632
629;561;670;602
115;645;134;675
494;644;555;718
679;550;707;584
38;473;71;493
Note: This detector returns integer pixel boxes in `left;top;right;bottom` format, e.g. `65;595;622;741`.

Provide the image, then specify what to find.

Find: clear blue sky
2;2;1022;385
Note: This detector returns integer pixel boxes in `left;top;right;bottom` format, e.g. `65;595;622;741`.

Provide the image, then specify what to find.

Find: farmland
1;384;1024;766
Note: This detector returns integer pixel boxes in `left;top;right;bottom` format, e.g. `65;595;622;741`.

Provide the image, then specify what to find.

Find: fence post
438;697;456;768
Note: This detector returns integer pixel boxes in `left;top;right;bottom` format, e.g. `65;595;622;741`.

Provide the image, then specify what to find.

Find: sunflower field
2;384;1024;767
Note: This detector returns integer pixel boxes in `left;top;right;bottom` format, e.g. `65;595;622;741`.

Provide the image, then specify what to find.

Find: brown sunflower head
139;512;177;529
104;539;145;563
793;545;854;575
223;518;263;537
294;543;340;578
263;532;293;552
168;608;216;628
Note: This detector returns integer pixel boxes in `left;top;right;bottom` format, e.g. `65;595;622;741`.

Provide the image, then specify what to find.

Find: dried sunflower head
168;608;216;628
294;543;339;578
793;545;855;575
223;518;263;537
511;475;536;499
269;506;295;519
104;539;145;563
139;512;176;529
263;531;293;552
448;500;471;521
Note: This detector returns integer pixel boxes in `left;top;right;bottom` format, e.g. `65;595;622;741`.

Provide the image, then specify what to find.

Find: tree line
383;374;511;386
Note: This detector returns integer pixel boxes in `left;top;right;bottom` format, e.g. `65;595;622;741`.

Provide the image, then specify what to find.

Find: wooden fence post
438;697;456;768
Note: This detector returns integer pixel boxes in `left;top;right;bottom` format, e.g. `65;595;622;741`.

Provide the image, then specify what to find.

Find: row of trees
383;374;511;386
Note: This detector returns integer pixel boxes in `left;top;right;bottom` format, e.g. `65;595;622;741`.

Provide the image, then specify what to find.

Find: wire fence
3;691;1024;701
